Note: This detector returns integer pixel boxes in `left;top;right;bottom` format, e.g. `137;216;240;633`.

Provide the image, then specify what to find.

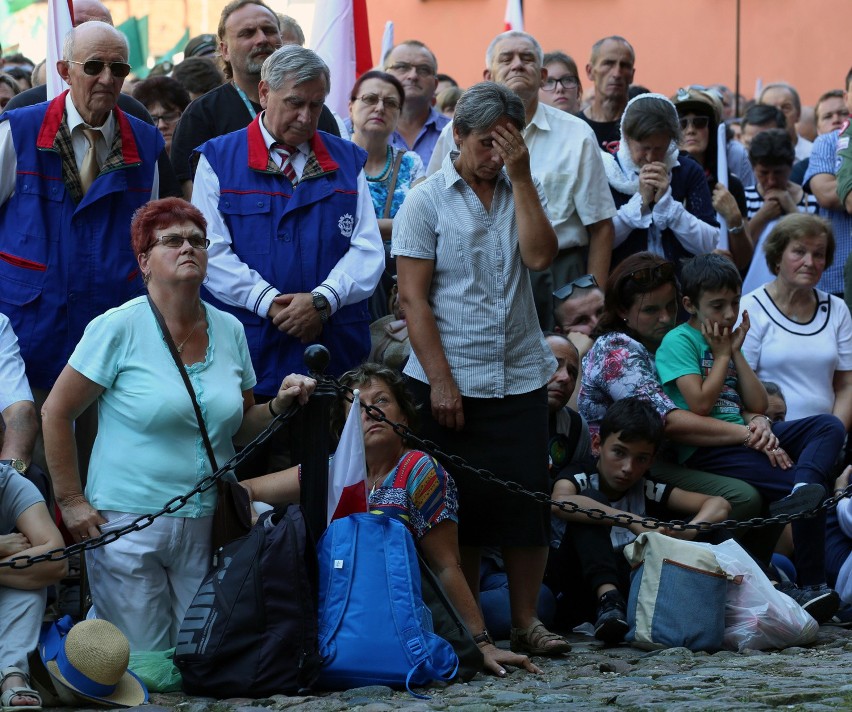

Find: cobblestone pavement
48;625;852;712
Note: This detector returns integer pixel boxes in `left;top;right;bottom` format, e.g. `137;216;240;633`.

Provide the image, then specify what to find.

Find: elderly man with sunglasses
0;21;162;460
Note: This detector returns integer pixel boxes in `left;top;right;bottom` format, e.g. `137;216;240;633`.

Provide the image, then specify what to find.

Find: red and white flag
327;390;368;524
47;0;75;99
310;0;373;117
504;0;524;31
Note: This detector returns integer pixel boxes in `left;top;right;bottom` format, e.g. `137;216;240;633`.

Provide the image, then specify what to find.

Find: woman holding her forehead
394;82;570;656
41;198;313;651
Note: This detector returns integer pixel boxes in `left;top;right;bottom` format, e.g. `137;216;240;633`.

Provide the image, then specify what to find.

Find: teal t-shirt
69;297;256;517
655;322;745;462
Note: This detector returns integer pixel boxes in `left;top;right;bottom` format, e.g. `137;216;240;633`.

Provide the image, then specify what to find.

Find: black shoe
594;590;629;644
769;484;826;517
776;582;840;624
829;602;852;628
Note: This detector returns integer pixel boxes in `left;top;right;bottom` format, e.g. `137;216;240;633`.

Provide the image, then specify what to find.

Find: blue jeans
687;414;845;586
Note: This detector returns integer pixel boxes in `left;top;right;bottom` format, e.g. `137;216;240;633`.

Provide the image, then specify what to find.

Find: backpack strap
317;516;357;654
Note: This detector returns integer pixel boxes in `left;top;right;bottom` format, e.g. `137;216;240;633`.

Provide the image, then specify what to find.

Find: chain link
0;403;301;569
7;377;851;569
331;376;852;534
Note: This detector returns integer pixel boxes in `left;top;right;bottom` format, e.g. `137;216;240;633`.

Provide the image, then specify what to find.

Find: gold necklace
175;308;204;354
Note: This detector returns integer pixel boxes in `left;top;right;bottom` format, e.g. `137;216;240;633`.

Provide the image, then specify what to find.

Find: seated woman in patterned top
242;363;536;678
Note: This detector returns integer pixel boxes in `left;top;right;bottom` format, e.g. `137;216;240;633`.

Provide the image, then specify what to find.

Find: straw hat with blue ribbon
39;616;148;708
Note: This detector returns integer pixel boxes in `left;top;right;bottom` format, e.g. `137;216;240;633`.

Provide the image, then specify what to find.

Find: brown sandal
509;619;571;656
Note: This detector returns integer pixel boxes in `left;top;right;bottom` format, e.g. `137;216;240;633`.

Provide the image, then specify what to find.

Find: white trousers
0;586;46;672
86;510;212;651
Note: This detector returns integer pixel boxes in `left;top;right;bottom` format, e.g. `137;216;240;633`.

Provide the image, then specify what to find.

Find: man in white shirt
192;45;383;393
427;31;616;329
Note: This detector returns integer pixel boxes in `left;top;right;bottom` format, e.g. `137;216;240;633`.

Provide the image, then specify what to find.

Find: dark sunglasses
626;263;676;287
553;273;598;300
679;116;710;131
66;59;132;78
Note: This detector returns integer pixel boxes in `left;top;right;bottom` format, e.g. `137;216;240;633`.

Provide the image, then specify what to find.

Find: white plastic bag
711;539;818;651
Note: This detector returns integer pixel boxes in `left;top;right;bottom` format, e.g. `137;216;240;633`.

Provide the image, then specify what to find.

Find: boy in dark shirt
546;397;730;643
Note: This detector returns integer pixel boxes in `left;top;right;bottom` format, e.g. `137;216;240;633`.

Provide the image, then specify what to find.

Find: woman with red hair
42;198;313;651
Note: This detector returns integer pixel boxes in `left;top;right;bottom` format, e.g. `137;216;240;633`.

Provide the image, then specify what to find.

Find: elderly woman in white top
603;93;719;273
741;213;852;428
394;82;570;657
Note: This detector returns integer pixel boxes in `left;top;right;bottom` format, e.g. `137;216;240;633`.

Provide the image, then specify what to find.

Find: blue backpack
316;513;459;696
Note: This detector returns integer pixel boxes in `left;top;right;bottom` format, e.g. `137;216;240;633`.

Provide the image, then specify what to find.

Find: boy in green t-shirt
654;253;843;622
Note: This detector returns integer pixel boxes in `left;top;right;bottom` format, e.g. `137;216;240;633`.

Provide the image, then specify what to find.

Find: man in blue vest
0;20;162;472
192;45;383;396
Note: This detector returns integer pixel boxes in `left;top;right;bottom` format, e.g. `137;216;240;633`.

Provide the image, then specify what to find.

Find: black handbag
147;296;251;550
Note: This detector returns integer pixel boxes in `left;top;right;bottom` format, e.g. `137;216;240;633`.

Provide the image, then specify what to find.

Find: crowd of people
3;0;852;703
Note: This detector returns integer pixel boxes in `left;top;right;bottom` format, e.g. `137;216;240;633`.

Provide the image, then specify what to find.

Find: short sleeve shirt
368;450;458;541
69;297;256;517
555;460;672;548
0;313;33;411
393;151;556;397
578;331;677;433
0;465;43;534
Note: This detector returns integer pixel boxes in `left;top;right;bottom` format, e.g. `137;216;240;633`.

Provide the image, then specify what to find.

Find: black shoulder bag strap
147;295;218;470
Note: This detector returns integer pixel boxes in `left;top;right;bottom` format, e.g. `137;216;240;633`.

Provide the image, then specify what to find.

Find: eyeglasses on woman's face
151;234;210;250
354;93;402;111
541;75;579;92
679;115;710;131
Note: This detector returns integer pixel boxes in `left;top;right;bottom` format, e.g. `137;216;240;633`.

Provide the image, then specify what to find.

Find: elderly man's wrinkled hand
273;293;323;342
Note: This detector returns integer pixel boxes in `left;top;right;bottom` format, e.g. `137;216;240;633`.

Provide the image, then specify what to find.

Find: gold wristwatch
0;458;28;474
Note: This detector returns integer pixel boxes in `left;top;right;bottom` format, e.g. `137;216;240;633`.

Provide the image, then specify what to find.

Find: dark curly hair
330;363;420;442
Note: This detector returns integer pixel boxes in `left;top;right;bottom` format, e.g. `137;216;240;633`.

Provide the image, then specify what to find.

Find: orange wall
364;0;852;106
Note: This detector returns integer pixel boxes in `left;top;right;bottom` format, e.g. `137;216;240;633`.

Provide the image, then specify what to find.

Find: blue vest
0;93;163;389
610;152;717;273
198;118;371;395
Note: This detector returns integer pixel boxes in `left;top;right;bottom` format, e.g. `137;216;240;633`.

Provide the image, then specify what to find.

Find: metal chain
0;403;301;570
330;377;852;534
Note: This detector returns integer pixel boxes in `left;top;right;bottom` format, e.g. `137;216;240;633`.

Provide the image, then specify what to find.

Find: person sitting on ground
576;252;778;570
0;463;68;710
602;93;718;272
654;252;844;622
241;363;538;677
742;129;818;294
546;397;731;644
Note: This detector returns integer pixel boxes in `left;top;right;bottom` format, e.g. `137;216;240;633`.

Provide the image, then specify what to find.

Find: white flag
47;0;74;99
504;0;524;31
327;390;368;524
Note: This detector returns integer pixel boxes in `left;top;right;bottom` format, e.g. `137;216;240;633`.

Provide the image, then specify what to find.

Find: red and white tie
271;142;298;184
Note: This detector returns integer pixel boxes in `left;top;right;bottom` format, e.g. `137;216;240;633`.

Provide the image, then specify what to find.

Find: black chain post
295;345;336;541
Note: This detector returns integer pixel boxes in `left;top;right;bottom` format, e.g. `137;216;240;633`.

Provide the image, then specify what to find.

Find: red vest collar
36;90;142;164
246;113;340;174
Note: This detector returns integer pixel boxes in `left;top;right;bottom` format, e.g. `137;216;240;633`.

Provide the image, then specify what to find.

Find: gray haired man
191;45;383;391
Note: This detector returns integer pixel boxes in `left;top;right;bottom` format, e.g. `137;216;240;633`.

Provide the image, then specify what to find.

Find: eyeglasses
66;59;132;78
151;111;181;125
354;93;401;111
626;263;676;287
679;116;710;131
553;274;598;300
151;234;210;250
542;76;579;92
385;62;435;78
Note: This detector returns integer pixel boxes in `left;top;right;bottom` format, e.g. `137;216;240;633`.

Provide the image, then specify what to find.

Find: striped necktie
80;128;101;194
271;142;298;184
